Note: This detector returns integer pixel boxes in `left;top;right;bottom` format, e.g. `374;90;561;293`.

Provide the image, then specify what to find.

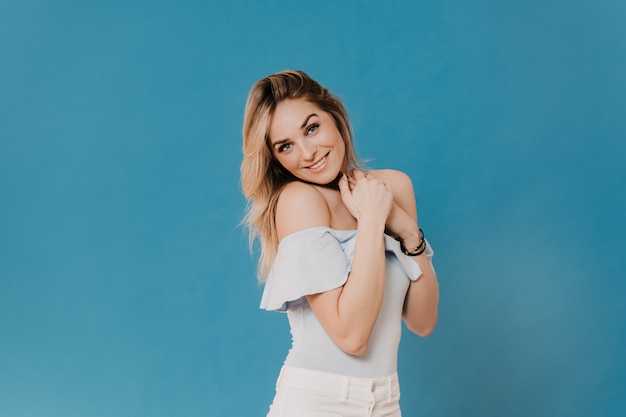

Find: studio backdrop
1;1;624;416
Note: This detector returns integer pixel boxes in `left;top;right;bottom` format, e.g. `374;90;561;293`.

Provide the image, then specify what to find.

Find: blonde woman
241;70;439;417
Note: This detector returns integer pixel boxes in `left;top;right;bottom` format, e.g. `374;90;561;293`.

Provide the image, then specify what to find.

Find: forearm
386;202;421;243
403;251;439;336
367;169;439;336
307;170;392;355
337;218;387;345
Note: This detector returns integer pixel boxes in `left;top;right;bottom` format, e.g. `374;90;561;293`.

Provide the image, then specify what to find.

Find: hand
338;170;393;225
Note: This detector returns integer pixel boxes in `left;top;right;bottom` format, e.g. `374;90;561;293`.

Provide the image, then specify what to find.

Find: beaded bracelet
399;228;427;256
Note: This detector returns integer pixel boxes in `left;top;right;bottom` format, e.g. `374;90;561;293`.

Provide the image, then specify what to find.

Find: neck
298;172;342;190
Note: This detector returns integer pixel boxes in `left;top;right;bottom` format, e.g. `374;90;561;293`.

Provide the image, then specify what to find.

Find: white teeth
309;156;326;169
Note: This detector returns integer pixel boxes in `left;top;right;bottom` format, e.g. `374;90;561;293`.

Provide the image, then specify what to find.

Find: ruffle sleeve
382;235;434;283
260;226;435;312
260;227;351;312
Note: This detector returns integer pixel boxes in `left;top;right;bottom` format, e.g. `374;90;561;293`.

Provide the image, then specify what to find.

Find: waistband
276;366;400;404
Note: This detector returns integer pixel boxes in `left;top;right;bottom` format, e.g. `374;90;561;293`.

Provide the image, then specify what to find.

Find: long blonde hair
241;70;360;281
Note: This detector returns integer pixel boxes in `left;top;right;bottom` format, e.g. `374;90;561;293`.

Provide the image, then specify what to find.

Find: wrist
358;213;388;233
399;227;427;256
398;226;422;248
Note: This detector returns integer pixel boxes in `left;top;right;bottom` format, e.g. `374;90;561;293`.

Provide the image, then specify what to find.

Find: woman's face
268;99;346;185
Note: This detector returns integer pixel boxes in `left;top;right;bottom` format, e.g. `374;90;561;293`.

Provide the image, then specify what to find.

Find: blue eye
306;123;319;135
278;143;292;153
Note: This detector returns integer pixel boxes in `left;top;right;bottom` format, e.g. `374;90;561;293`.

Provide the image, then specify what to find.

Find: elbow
344;344;368;356
338;335;370;356
414;324;435;338
408;317;438;338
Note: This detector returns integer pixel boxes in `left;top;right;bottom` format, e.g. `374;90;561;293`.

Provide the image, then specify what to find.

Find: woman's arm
370;169;440;337
275;171;392;355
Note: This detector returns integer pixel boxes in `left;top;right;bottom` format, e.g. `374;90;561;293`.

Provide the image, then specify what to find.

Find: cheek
275;153;298;171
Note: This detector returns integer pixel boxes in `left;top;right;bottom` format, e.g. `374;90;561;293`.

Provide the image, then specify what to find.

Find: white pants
266;366;402;417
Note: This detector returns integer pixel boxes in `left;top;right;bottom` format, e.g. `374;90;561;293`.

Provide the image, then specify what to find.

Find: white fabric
267;365;402;417
260;227;430;311
260;227;434;378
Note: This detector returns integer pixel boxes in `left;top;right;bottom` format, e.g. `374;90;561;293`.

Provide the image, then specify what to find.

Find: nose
300;140;317;161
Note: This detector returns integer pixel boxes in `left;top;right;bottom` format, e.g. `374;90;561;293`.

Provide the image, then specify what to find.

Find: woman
241;70;439;416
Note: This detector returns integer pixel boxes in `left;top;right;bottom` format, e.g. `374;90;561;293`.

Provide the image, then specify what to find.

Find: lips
307;153;329;170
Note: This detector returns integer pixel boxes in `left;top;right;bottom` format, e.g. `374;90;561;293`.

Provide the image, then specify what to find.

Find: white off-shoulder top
260;227;434;378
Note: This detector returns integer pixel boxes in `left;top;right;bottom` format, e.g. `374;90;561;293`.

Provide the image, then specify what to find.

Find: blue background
1;1;625;416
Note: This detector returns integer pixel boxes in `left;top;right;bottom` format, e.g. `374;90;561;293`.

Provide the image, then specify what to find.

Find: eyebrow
271;113;319;149
300;113;318;128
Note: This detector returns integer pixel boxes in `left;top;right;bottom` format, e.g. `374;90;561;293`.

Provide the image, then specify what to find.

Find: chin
304;172;341;186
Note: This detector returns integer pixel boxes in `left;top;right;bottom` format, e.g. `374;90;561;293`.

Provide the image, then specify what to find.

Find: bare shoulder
368;169;414;195
368;169;417;218
275;181;332;240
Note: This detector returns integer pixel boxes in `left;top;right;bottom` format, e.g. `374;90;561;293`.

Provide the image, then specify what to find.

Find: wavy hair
241;70;360;281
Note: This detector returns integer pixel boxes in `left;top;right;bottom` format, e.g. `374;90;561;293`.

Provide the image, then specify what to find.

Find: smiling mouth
308;153;329;170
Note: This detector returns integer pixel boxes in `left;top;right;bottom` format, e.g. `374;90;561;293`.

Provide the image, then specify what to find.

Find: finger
338;173;351;198
352;169;365;180
342;172;356;191
338;174;359;217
